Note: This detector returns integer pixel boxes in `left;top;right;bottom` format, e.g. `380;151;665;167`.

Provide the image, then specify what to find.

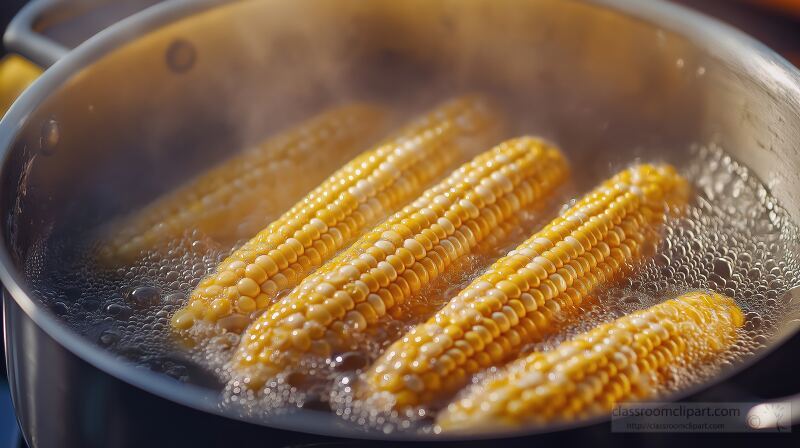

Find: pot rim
0;0;799;441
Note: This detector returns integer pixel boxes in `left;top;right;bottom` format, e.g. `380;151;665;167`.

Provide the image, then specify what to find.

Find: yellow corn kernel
364;164;690;408
100;103;388;264
230;137;569;387
173;96;504;336
438;291;744;430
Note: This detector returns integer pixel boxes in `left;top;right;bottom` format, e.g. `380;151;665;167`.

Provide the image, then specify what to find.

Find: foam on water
22;142;800;434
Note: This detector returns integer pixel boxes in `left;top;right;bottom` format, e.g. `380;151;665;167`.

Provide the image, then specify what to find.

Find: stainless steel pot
1;0;799;446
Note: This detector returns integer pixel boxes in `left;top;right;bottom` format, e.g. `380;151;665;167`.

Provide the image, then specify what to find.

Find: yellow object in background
0;55;41;117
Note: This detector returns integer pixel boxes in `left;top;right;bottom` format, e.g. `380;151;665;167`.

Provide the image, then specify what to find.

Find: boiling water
23;134;800;433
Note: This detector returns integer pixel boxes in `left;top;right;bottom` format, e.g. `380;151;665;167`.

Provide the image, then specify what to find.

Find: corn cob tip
625;163;690;211
436;291;743;431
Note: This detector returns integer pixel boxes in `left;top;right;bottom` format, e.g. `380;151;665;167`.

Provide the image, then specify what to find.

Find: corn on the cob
172;96;504;335
100;104;388;265
438;291;744;430
361;214;525;345
230;137;569;387
364;164;690;408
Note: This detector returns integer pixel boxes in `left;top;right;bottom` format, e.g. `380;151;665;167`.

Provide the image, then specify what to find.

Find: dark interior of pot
2;0;800;438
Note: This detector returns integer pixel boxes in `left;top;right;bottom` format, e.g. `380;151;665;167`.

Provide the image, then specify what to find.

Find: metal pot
1;0;799;446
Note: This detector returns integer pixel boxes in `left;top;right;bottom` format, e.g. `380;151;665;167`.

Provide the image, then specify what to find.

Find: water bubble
99;329;120;346
106;303;133;320
712;258;733;279
331;352;368;372
164;292;186;305
622;295;640;305
50;301;68;315
301;387;331;411
654;254;670;267
81;298;100;311
126;286;161;308
285;371;319;389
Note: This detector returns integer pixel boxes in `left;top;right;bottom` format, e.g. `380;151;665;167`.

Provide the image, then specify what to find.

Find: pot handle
1;0;151;116
4;0;71;68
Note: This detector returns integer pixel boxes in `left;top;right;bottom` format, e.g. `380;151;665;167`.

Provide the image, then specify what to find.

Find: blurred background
0;0;800;113
675;0;800;66
1;0;797;113
0;0;796;60
1;0;800;59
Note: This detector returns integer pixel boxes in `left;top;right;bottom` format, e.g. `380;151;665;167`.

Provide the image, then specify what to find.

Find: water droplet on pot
39;118;60;155
166;39;196;73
